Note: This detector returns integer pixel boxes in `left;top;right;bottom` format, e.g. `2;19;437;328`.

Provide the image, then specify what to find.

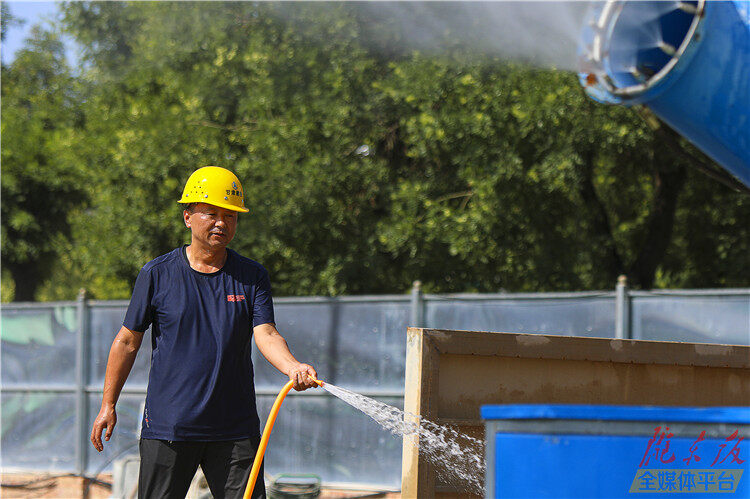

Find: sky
2;1;78;65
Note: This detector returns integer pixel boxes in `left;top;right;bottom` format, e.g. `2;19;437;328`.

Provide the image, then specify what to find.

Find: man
90;166;318;499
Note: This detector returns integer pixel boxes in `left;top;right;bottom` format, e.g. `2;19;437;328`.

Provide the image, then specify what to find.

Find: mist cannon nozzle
578;0;703;102
577;0;750;187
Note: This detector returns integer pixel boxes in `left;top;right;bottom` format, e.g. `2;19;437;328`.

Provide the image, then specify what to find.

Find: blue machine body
579;1;750;187
482;404;750;499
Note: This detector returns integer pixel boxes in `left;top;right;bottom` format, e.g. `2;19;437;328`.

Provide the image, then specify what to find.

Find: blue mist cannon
578;1;750;187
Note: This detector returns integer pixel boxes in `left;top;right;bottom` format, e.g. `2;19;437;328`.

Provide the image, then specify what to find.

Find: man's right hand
91;325;143;452
91;404;117;452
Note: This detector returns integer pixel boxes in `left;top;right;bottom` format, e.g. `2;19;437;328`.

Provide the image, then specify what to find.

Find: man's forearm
253;325;300;375
101;330;142;407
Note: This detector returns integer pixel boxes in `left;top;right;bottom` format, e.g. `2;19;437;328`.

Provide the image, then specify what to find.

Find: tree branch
627;132;687;289
578;148;625;282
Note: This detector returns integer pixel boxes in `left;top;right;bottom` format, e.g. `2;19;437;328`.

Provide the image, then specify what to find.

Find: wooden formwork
400;328;750;498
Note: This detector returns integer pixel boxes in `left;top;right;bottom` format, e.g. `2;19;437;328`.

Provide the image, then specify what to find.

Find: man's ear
183;210;192;228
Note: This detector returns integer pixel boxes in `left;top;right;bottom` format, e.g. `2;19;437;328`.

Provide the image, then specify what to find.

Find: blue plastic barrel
482;404;749;498
578;1;750;187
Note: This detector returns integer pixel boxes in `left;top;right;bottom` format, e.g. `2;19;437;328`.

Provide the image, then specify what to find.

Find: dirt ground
0;473;112;498
0;473;401;498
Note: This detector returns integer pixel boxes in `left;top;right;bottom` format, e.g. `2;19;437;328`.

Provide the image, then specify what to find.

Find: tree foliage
2;1;747;301
1;24;86;301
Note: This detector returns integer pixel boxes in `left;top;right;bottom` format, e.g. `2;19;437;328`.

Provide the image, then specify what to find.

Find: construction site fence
2;283;748;487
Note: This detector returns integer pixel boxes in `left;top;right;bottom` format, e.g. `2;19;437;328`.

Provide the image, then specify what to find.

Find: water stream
321;382;485;496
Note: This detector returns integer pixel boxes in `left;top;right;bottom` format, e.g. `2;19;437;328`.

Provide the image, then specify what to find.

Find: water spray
578;0;750;187
243;373;484;497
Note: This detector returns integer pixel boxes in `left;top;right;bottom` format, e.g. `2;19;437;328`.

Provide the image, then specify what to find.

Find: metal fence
2;282;748;487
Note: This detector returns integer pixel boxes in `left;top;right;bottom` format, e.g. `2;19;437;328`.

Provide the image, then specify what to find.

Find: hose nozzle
307;373;324;387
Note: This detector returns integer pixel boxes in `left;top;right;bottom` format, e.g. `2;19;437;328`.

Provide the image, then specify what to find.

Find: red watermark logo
630;427;746;493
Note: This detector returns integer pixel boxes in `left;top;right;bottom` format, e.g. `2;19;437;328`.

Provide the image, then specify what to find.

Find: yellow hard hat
178;166;249;213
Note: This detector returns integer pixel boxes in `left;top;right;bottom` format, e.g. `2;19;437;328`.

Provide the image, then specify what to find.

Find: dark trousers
138;437;265;499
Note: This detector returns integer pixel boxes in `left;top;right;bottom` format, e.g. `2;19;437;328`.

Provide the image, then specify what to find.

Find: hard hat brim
178;200;250;213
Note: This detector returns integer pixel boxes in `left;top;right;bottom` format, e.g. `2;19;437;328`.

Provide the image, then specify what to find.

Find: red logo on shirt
227;294;246;302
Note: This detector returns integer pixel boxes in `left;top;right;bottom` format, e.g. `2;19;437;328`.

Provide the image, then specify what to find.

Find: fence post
410;280;424;328
615;275;631;339
75;288;89;477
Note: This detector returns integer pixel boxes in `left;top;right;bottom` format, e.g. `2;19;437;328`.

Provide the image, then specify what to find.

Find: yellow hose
243;375;324;499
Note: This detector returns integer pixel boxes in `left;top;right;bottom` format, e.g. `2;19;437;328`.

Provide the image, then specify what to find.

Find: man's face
184;203;238;249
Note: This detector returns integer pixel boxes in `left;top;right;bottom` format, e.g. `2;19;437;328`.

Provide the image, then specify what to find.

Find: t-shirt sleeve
123;266;154;333
253;268;275;327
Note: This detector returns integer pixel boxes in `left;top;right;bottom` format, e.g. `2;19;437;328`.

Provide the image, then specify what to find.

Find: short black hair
184;202;198;214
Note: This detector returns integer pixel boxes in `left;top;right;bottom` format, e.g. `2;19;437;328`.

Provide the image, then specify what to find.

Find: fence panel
2;305;78;386
424;294;617;338
631;293;750;345
1;391;77;471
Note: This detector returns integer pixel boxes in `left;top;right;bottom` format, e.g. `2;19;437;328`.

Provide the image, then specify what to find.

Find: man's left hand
288;363;318;391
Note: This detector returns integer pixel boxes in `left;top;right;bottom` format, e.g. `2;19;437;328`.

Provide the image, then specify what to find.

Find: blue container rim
481;404;750;424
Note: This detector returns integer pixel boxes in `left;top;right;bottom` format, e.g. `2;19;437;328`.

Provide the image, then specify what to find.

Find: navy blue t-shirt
123;246;274;441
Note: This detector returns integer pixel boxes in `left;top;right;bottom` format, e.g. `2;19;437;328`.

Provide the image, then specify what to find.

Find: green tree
1;24;86;301
51;1;399;297
1;3;24;43
375;59;749;291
